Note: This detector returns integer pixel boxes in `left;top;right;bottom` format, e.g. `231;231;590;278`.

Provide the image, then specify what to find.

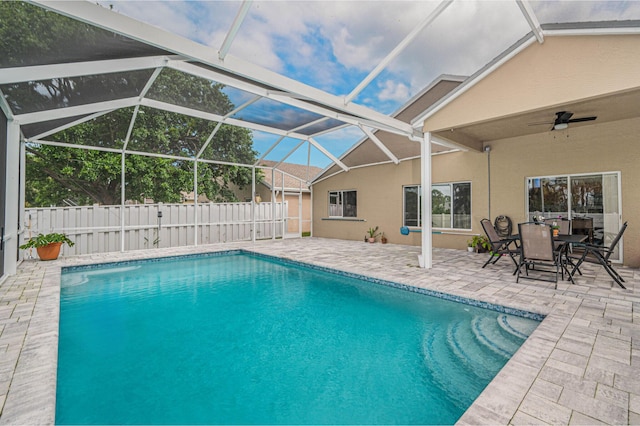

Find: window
403;186;421;227
526;172;621;260
403;182;471;229
328;190;357;217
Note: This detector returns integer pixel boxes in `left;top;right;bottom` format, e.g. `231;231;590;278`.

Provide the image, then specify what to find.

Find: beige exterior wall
311;154;486;248
312;116;640;267
485;117;640;267
425;35;640;133
312;160;422;245
256;186;311;233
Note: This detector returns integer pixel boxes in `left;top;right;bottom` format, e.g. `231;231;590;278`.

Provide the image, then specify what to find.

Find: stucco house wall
257;187;312;233
312;116;640;267
312;28;640;267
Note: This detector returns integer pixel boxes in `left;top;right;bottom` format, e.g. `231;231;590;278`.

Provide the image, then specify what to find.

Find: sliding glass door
527;172;622;261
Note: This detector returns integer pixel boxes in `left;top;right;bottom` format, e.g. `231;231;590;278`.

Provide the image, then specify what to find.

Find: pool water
56;252;540;425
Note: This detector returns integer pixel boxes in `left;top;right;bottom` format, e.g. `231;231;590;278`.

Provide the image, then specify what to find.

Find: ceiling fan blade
567;116;597;123
555;111;574;123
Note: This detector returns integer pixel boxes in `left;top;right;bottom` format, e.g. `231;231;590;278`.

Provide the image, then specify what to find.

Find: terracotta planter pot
368;237;375;243
36;242;62;261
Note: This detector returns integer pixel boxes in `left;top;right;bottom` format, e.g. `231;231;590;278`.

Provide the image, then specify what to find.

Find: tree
432;189;451;215
0;2;259;206
25;102;260;206
2;2;261;207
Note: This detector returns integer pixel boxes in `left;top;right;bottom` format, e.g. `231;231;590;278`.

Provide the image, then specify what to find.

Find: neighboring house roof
258;160;323;192
314;75;466;182
180;191;210;203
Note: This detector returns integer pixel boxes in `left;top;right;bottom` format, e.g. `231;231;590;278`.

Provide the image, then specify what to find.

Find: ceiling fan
529;111;597;130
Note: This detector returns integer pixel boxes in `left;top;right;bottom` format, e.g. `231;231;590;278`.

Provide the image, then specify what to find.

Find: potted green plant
468;235;490;253
466;239;475;252
20;233;74;261
366;226;379;243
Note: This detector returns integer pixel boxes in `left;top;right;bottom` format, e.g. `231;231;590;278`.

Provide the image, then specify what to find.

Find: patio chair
558;219;571;235
516;222;569;288
568;222;628;288
480;218;519;272
553;219;572;252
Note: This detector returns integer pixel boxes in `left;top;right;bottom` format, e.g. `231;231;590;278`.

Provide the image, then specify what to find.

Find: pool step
471;316;523;359
448;319;508;382
422;323;481;410
497;314;539;340
421;314;537;410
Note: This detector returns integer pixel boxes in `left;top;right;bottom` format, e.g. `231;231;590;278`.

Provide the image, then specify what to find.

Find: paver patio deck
0;238;638;425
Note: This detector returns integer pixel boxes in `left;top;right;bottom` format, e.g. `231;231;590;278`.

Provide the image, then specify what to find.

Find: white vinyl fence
22;202;287;258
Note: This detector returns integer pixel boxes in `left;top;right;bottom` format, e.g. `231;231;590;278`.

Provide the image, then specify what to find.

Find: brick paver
0;238;637;424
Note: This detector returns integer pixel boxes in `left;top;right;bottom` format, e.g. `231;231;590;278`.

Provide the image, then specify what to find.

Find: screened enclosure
2;0;636;275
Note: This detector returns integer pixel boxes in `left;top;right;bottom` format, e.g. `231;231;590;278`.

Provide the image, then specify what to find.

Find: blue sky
100;0;640;169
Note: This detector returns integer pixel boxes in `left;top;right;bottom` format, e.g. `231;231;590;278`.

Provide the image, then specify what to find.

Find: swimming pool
56;250;541;424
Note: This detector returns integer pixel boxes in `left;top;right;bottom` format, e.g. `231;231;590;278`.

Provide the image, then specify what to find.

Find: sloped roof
258;160;323;192
314;75;466;181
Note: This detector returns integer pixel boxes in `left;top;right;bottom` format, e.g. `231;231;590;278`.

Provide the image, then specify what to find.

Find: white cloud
531;0;640;23
377;80;411;102
97;0;638;113
100;1;201;40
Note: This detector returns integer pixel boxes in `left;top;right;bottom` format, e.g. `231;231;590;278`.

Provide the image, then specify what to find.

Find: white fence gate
22;202;287;258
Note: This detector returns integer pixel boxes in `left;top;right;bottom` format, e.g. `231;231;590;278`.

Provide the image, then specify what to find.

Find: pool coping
0;239;638;425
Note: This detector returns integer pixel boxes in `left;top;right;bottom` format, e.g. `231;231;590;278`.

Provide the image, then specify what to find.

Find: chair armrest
575;243;614;255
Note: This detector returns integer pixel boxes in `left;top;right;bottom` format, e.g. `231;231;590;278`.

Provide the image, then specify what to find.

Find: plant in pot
20;233;74;261
468;235;490;253
380;233;388;244
366;226;379;243
466;239;475;252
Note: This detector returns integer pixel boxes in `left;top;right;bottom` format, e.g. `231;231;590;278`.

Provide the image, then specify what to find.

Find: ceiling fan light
554;122;568;130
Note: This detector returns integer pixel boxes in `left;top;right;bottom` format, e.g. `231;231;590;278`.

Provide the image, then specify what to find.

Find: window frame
403;181;472;230
328;189;357;218
402;185;421;227
525;171;622;261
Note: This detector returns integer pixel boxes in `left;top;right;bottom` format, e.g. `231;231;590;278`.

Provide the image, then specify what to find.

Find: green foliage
432;189;451;214
467;235;490;250
23;82;260;206
19;233;74;249
367;226;379;238
2;3;262;207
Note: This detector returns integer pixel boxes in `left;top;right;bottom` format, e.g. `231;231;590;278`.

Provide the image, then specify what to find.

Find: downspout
485;145;491;220
420;132;433;269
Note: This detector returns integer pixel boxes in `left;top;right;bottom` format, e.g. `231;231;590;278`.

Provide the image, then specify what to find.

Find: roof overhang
414;22;640;150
